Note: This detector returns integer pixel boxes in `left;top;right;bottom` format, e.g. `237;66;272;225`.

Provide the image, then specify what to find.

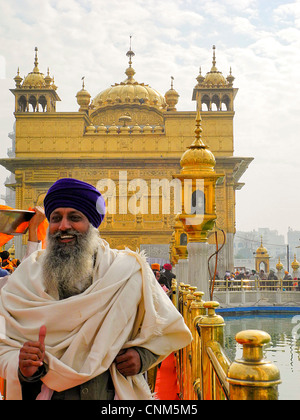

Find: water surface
223;314;300;400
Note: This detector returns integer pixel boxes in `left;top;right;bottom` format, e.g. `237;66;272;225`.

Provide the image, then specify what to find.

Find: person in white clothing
0;178;192;400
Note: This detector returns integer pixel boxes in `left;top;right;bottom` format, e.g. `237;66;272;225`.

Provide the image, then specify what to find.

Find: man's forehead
50;208;86;216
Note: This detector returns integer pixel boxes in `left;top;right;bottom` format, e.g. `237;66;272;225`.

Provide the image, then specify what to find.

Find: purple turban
44;178;105;228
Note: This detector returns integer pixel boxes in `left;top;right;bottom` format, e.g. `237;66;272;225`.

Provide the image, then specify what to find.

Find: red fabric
155;353;180;400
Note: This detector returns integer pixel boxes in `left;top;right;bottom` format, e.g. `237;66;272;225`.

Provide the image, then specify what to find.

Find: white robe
0;239;192;400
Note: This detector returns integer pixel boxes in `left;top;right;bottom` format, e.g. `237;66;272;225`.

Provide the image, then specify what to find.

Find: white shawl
0;239;192;400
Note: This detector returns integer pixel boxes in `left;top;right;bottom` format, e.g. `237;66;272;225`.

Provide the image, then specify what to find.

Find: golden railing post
199;301;225;400
185;286;197;400
178;284;190;399
227;330;281;400
171;278;178;308
190;291;205;400
178;282;185;314
176;282;184;394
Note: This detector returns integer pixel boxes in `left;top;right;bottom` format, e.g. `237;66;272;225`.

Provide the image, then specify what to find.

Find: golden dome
76;77;91;110
292;255;300;271
22;47;46;88
165;76;179;111
276;258;284;271
256;238;269;256
180;110;216;174
199;46;228;87
14;68;23;88
91;47;167;110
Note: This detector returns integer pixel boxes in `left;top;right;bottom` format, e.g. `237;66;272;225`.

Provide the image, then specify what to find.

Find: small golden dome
201;46;228;87
22;47;46;88
85;124;96;133
165;76;179;111
14;68;23;88
180;111;216;174
76;77;91;110
256;238;269;256
292;255;300;271
226;67;235;86
44;68;52;87
22;71;45;88
97;123;107;133
276;258;284;271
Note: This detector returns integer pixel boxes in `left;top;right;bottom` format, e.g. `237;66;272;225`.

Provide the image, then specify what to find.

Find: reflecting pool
223;314;300;400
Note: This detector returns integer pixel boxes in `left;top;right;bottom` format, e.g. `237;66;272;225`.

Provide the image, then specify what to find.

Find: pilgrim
0;178;192;400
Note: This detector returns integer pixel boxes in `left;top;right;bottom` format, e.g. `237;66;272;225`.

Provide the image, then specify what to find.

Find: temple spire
189;110;206;149
33;47;39;72
212;45;217;70
126;35;135;67
125;35;136;82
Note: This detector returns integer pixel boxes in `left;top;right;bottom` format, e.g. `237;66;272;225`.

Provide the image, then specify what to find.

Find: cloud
0;0;300;236
274;1;300;27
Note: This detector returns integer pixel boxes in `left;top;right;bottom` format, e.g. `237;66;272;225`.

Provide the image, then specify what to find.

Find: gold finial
212;45;216;68
81;76;85;89
171;76;174;89
126;35;135;67
33;47;39;72
45;67;52;87
189;110;205;149
14;67;23;87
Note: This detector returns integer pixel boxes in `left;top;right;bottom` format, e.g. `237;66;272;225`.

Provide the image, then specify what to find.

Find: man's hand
19;325;46;378
115;348;141;377
28;206;46;242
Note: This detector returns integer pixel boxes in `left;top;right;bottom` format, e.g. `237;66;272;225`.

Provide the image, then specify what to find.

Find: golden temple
0;44;253;274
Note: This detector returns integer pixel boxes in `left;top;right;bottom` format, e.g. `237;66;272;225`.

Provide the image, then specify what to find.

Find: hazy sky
0;0;299;239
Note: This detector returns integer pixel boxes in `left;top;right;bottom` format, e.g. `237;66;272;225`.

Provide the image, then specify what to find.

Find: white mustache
51;230;81;239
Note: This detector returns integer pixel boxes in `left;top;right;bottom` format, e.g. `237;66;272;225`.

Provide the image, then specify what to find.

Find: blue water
222;314;300;400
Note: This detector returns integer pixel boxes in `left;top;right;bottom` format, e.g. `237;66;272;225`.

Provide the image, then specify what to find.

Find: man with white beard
0;178;192;400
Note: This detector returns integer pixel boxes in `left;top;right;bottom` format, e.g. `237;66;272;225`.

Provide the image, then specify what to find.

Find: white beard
42;224;101;300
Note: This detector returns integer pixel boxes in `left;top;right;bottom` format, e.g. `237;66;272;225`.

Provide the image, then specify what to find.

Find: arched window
191;190;205;215
38;95;47;112
211;94;220;111
18;96;27;112
201;95;210;111
28;95;37;112
221;95;230;111
180;233;187;246
259;262;267;272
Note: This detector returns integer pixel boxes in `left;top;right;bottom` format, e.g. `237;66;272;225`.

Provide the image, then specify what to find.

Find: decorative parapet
84;124;165;135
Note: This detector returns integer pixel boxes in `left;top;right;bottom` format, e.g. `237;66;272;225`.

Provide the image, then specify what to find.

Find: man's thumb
39;325;46;346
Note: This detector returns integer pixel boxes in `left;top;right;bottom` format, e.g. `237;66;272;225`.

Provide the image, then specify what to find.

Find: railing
174;281;281;400
213;278;298;292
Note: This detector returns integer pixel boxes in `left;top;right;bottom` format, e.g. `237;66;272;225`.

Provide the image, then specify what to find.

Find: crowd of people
150;263;176;298
0;251;20;277
221;268;300;291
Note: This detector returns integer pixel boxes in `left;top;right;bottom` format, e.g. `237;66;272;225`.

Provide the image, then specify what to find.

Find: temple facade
0;45;253;274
